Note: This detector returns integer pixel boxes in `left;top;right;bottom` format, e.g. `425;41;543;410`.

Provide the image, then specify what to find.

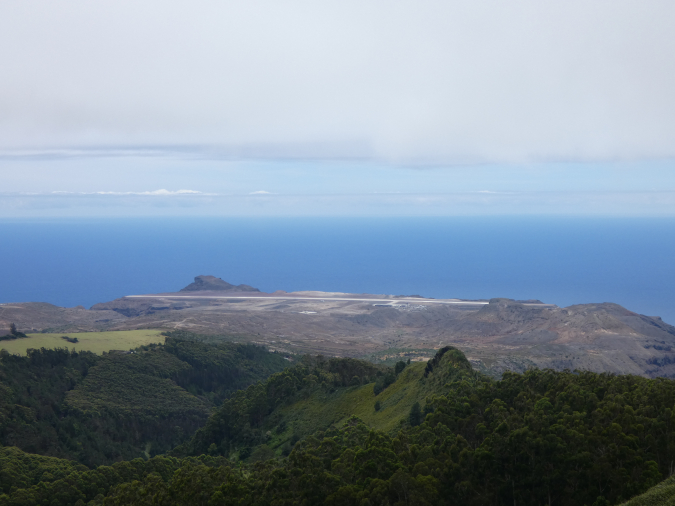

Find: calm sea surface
1;217;674;324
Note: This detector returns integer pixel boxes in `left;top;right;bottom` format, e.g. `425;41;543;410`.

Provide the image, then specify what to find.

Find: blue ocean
1;217;674;325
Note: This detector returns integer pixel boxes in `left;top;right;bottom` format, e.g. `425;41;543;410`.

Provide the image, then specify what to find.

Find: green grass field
0;329;165;355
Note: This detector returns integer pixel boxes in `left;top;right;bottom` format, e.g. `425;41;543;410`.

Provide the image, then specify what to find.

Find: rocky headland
179;275;260;293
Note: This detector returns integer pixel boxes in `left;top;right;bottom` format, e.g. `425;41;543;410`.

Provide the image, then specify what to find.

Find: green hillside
0;333;289;467
167;346;675;505
619;476;675;506
176;347;471;461
3;345;675;505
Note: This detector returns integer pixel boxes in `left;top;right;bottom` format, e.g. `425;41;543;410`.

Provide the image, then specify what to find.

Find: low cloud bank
0;1;673;163
49;189;205;196
3;191;675;218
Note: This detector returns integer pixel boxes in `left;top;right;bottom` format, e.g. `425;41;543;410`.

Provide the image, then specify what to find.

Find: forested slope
0;333;289;466
174;354;401;460
164;346;675;505
174;348;465;461
3;345;675;504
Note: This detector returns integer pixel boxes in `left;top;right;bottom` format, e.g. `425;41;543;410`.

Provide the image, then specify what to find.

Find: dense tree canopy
0;334;289;466
2;343;675;505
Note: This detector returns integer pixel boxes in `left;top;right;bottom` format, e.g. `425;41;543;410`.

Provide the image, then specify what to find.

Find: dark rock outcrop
179;275;260;293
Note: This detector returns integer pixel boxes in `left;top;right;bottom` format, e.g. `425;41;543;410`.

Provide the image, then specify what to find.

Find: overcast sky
1;1;674;216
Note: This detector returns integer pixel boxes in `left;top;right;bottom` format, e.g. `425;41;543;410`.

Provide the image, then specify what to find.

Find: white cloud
49;189;206;196
249;191;274;195
3;191;675;218
0;1;673;163
105;189;203;196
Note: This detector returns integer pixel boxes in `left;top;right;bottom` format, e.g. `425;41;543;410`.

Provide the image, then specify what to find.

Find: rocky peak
179;275;260;293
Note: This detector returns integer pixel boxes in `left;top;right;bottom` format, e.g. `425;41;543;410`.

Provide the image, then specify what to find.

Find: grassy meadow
0;329;165;355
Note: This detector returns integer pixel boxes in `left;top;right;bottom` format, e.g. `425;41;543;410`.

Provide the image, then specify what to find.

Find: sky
1;0;674;216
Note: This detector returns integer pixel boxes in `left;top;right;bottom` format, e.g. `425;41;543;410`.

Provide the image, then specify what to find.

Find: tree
408;402;422;427
8;323;26;338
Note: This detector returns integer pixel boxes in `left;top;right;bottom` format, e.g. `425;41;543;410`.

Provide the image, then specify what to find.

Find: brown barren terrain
3;277;675;378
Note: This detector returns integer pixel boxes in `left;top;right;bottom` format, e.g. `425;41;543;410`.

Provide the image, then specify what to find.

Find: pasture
0;329;165;355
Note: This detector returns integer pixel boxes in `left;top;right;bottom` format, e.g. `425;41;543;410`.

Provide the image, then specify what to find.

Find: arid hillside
2;281;675;378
